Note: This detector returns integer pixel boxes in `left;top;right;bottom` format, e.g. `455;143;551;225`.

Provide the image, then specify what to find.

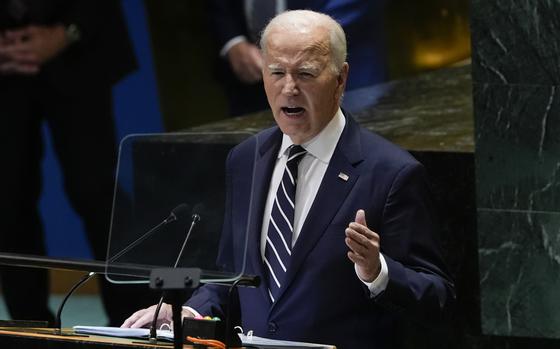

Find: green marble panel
471;0;560;84
473;0;560;342
474;83;560;211
478;210;560;338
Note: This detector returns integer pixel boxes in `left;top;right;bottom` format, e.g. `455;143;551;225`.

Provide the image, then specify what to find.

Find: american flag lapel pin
338;172;349;181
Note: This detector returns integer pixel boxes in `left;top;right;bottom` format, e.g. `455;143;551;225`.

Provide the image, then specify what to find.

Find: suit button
268;322;277;333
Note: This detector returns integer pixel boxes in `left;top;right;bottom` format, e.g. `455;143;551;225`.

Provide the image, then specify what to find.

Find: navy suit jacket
187;115;455;348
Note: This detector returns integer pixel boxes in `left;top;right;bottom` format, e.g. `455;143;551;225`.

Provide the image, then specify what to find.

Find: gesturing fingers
345;210;382;282
345;223;379;256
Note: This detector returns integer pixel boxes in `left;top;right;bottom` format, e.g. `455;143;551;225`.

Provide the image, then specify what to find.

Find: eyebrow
268;64;283;70
298;63;319;72
267;63;320;72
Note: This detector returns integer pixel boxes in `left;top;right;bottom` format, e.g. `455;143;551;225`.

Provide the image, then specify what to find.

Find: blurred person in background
0;0;150;326
208;0;388;117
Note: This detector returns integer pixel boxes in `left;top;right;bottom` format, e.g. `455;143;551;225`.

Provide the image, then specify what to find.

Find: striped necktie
264;144;307;302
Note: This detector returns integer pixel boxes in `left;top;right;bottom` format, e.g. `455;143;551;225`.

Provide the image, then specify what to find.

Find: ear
335;62;349;98
338;63;349;84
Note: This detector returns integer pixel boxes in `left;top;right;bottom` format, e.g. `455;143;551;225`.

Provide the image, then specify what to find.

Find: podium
0;328;173;348
0;328;336;348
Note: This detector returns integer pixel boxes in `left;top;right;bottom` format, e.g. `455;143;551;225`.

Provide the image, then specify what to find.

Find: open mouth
281;107;305;116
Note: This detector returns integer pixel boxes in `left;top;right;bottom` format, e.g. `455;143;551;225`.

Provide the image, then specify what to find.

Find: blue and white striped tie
264;145;307;302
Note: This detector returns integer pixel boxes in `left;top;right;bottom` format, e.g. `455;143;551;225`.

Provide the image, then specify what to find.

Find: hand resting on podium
121;303;195;328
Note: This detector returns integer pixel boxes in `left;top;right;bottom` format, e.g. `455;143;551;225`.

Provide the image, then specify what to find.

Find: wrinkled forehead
264;25;331;59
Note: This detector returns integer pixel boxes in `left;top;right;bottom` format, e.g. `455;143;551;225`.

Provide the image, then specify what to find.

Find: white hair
260;10;347;74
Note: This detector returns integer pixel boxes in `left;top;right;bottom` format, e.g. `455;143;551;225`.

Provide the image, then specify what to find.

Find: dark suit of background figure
0;0;153;326
208;0;388;116
186;114;455;349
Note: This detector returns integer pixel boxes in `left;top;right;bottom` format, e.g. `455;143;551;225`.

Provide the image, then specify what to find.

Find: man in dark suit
208;0;388;116
123;10;454;348
0;0;149;326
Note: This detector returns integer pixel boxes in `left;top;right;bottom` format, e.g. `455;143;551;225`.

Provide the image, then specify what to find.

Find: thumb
354;209;367;226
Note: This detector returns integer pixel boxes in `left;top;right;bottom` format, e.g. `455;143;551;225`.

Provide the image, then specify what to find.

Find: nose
281;74;298;96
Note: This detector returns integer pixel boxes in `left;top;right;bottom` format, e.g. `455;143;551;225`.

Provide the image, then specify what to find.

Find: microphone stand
148;213;200;344
147;206;261;348
149;268;201;349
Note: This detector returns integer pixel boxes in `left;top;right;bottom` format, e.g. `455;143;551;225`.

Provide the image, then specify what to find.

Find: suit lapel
245;129;282;305
272;116;364;306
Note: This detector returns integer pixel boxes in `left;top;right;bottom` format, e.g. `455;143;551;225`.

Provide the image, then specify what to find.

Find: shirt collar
278;108;346;163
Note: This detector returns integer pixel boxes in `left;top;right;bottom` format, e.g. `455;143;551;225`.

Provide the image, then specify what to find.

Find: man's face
262;26;348;145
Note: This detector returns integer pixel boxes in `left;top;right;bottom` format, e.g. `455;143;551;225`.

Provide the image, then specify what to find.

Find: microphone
53;203;189;332
110;203;190;262
164;203;190;224
148;204;204;343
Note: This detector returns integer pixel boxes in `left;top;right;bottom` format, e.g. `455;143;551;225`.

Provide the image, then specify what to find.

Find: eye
299;71;314;78
270;70;284;76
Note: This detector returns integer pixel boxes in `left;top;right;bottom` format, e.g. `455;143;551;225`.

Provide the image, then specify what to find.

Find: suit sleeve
373;162;456;325
207;0;248;50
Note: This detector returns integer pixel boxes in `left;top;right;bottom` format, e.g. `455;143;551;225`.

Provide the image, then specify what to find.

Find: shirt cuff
220;35;247;57
355;253;389;297
182;306;201;318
